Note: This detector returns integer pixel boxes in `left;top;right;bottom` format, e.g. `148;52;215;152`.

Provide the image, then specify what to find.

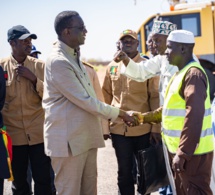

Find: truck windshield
143;13;201;52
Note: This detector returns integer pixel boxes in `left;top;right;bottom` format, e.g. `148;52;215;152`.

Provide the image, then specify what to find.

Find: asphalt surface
3;68;159;195
97;140;160;195
3;139;159;195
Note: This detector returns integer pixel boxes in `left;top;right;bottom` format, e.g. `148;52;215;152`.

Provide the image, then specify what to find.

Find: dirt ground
3;67;159;195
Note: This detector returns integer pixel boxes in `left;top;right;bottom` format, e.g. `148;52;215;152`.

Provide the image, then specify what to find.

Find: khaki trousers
51;148;97;195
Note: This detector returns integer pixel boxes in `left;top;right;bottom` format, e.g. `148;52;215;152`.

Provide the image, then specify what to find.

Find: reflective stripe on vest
162;127;213;138
162;62;214;154
163;108;211;117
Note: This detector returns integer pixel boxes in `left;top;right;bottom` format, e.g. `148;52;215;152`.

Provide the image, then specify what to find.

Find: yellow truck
137;0;215;71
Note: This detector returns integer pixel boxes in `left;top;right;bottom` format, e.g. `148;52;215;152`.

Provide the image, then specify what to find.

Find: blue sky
0;0;173;61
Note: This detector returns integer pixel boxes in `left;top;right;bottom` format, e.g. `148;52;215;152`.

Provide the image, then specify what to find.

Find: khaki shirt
102;53;161;136
0;55;44;145
83;62;109;135
122;54;178;105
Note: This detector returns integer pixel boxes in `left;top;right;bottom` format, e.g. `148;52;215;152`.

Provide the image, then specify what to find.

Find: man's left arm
173;68;207;171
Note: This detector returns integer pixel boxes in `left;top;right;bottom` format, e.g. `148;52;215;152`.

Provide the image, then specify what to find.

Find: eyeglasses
67;25;86;31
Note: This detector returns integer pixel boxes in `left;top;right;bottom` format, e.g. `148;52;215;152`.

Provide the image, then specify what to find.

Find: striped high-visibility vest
162;61;214;154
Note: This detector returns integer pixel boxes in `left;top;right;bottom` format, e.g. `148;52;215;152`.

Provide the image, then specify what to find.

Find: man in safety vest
131;30;214;194
114;20;178;195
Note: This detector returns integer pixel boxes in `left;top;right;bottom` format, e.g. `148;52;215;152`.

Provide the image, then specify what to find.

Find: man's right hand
16;65;37;86
131;112;144;125
103;134;111;140
113;50;129;66
119;110;138;127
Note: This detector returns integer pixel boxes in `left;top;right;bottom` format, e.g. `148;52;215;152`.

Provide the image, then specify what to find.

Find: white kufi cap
167;30;195;44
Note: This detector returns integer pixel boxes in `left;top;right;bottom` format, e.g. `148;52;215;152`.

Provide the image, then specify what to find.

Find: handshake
119;107;162;127
119;110;145;127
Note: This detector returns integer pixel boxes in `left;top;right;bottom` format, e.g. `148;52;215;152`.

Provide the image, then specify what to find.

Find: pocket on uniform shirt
5;81;17;103
128;79;147;94
110;75;122;94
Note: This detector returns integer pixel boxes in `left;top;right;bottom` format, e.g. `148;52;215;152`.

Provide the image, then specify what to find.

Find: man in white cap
135;30;214;194
114;21;178;195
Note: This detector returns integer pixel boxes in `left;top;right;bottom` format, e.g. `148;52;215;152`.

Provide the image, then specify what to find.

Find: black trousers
111;133;151;195
0;178;3;195
11;143;52;195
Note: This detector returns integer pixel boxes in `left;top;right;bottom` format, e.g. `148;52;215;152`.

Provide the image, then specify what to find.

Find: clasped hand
15;65;37;84
120;111;144;127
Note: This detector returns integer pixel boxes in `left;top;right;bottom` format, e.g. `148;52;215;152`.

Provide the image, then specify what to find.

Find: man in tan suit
43;10;134;195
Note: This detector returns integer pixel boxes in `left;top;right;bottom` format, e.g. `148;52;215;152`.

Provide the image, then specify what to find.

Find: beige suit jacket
43;41;119;157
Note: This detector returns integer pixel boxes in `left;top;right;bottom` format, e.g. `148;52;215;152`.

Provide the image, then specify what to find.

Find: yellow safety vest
162;62;214;154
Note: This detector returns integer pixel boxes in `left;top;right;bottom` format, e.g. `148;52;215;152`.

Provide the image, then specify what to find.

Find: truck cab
137;1;215;71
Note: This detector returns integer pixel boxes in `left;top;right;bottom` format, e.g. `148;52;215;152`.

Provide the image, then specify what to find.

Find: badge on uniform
110;66;118;75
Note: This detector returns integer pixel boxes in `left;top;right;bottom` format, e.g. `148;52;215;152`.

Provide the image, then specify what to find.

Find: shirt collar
55;40;77;58
10;55;29;70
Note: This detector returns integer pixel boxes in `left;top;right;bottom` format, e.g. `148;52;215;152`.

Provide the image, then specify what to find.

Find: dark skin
58;15;87;49
103;134;110;141
114;35;161;144
146;33;158;57
165;40;194;173
104;110;139;140
151;33;167;55
114;33;168;66
113;50;129;65
10;37;37;87
165;40;194;70
104;36;139;140
59;16;136;135
118;36;139;58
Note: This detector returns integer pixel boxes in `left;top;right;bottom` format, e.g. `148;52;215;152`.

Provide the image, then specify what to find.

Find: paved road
97;140;159;195
3;67;159;195
3;139;159;195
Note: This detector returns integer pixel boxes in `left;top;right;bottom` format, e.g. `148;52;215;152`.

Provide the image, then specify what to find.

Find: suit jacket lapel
57;44;97;99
